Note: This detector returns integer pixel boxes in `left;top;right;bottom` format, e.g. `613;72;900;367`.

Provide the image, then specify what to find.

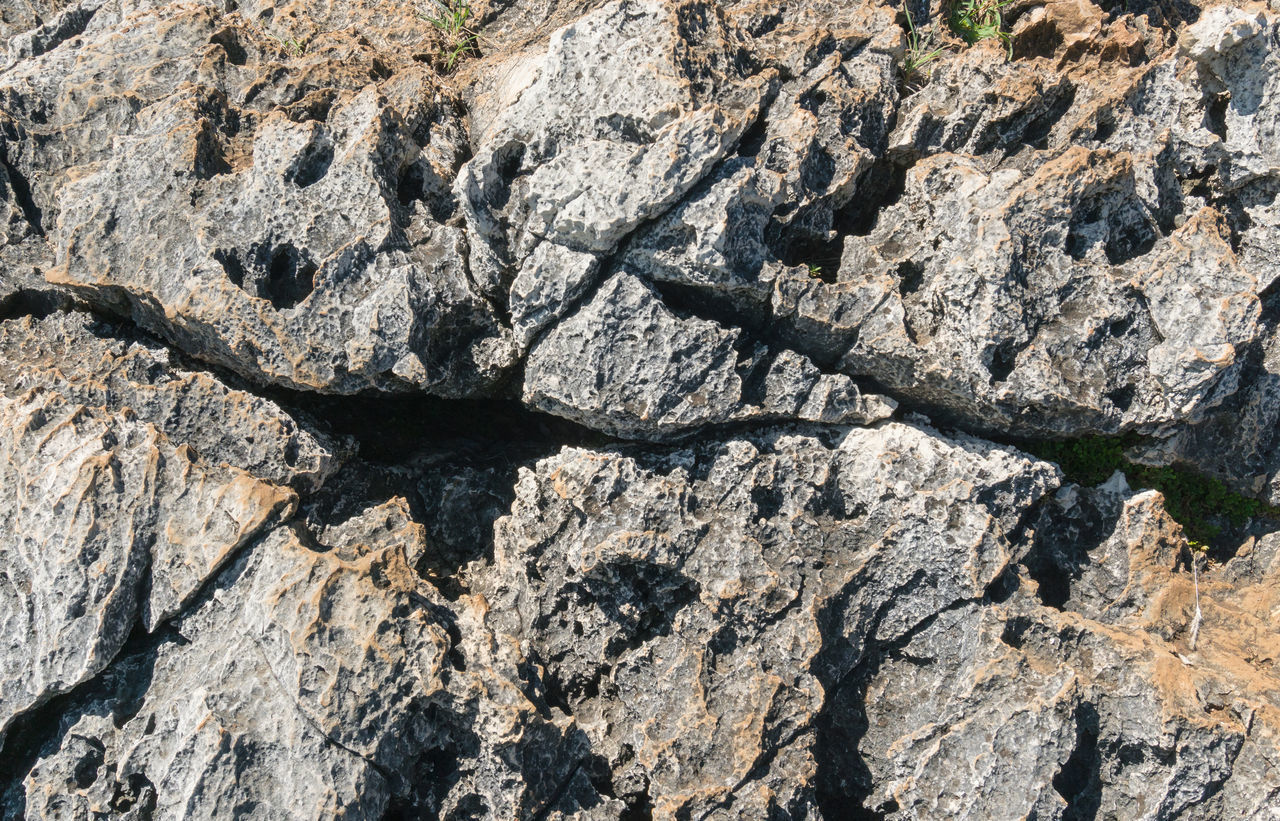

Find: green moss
1028;436;1280;546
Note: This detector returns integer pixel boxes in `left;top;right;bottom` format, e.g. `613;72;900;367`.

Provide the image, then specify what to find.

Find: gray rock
0;388;294;741
457;0;773;323
854;481;1280;819
2;0;1280;818
523;271;896;439
0;2;514;394
476;422;1060;816
18;499;614;820
0;312;342;491
21;503;448;820
45;73;513;393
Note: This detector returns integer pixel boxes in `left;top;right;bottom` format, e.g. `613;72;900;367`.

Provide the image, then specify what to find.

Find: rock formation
1;0;1278;817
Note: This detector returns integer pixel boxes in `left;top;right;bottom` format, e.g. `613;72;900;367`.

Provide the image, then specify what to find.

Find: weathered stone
852;480;1280;820
19;505;448;819
476;423;1060;816
457;0;773;323
523;271;896;439
0;388;294;741
3;0;1280;817
0;312;341;491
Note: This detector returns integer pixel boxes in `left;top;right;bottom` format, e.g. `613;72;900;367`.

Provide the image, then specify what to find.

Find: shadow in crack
0;604;201;818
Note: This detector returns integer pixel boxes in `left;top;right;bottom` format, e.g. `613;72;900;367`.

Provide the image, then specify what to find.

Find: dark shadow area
0;287;70;321
1053;703;1102;821
588;563;700;659
380;702;483;820
281;390;612;467
1064;192;1158;265
0;146;44;235
275;389;616;596
215;241;318;310
1021;488;1117;609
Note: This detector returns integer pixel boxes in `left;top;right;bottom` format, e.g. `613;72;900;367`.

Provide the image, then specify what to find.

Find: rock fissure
3;0;1280;818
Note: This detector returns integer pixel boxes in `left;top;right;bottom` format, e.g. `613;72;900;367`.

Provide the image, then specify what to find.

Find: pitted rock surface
3;0;1280;818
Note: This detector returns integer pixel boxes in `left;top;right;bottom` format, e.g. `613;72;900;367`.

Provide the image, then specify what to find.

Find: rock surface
2;0;1280;818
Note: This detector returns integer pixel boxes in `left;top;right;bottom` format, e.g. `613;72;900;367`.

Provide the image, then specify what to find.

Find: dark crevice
650;278;770;338
694;723;812;821
895;260;926;297
736;115;768;158
1022;489;1116;609
0;287;72;321
271;390;613;467
620;789;654;821
528;760;586;821
1053;703;1102;821
1205;91;1230;141
837;152;915;238
974;81;1078;156
0;146;44;235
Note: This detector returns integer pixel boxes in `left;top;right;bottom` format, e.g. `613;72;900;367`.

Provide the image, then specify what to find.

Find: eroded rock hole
987;344;1018;384
1105;384;1135;413
216;243;317;309
1206;91;1230;141
397;162;426;205
210;28;248;65
110;771;157;816
489;140;527;211
1053;703;1103;820
1065;196;1157;264
1012;15;1065;61
896;260;926;297
737;115;768;158
838;153;915;238
286;138;334;188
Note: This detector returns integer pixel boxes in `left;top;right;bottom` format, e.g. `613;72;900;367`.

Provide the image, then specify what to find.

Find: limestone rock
3;0;1280;817
457;0;773;329
0;1;514;394
476;422;1060;816
0;312;341;491
19;504;450;820
523;272;896;439
852;480;1280;820
0;388;294;742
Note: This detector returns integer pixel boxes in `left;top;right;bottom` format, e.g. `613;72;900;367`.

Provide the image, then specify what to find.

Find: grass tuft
947;0;1015;58
420;0;479;73
903;6;949;83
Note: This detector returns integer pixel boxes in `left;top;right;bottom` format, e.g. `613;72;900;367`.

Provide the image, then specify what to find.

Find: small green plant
903;6;948;82
807;263;824;278
420;0;479;73
1028;435;1280;550
269;34;308;57
947;0;1015;58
